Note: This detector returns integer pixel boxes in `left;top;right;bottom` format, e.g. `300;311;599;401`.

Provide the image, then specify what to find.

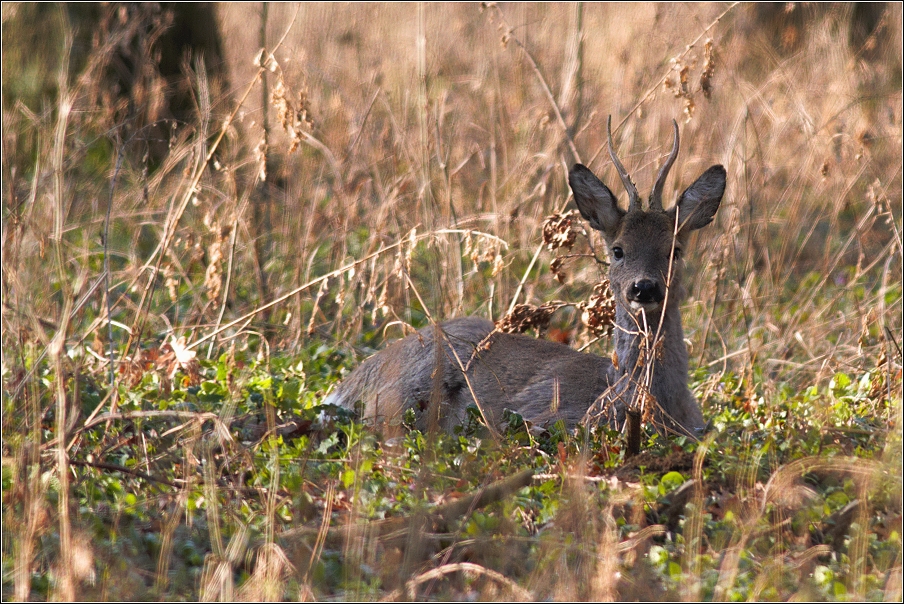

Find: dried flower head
542;210;580;252
254;48;279;72
664;58;691;99
271;77;313;153
254;134;268;182
497;302;565;334
203;221;232;305
463;230;507;276
549;256;567;284
700;38;716;99
158;336;201;387
579;280;616;337
164;268;179;303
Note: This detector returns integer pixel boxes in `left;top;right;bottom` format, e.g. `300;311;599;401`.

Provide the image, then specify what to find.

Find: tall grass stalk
1;3;900;600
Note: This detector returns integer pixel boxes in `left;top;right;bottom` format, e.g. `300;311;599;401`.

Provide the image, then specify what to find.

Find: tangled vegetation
2;3;901;600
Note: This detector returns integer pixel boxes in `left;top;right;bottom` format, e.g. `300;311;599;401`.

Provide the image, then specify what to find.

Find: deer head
568;117;726;316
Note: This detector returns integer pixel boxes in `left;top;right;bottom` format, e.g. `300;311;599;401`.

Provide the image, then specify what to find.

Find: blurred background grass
3;3;900;379
2;2;902;599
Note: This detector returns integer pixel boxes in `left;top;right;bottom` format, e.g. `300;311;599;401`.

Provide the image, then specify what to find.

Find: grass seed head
700;38;716;99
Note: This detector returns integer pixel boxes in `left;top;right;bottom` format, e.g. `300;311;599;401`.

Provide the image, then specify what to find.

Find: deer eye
611;246;624;260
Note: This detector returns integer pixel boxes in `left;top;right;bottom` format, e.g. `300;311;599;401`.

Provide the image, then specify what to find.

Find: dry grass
2;2;901;600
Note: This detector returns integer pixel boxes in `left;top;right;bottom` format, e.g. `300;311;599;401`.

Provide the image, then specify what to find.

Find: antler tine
649;119;680;212
607;116;641;211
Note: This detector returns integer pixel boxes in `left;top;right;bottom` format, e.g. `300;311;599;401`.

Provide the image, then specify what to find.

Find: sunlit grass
2;2;901;600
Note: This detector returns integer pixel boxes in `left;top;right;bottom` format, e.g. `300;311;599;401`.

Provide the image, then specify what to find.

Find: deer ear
674;165;726;232
568;164;624;239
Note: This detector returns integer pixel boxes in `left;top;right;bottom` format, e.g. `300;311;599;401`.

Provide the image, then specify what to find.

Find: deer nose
629;280;664;304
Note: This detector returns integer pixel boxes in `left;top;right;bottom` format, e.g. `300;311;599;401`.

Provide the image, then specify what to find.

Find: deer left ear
673;165;726;232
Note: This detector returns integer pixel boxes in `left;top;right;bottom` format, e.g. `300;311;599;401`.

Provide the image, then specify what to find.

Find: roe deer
326;118;726;439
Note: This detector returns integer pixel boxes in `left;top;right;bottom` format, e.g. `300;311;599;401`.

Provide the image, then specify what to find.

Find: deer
324;117;726;441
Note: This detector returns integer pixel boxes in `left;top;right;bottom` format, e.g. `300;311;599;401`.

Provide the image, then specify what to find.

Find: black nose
629;279;664;303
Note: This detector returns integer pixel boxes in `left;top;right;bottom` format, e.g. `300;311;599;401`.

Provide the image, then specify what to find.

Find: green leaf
830;372;851;391
341;469;356;489
660;471;686;492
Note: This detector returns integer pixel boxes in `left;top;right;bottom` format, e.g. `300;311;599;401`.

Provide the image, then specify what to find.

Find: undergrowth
2;347;899;600
2;2;902;601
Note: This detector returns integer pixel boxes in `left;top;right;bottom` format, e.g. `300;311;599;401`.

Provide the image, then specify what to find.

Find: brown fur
326;121;726;438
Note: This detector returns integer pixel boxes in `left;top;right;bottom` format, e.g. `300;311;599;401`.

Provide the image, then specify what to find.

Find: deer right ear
568;164;624;239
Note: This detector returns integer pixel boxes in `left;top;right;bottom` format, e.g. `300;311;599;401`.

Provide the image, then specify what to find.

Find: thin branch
123;7;301;357
69;459;177;488
104;139;126;390
387;562;533;601
46;410;223;450
588;2;741;166
188;239;404;350
488;3;582;165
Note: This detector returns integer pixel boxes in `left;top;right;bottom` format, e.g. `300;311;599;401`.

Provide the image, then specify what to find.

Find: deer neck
611;299;690;405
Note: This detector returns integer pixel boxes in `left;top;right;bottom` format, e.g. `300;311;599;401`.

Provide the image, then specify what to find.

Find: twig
69;459;177;488
705;346;750;368
47;410;223;450
104;139;126;390
435;228;509;248
487;4;581;165
432;468;534;527
884;325;902;360
385;561;533;602
123;7;301;358
189;239;406;350
587;2;741;166
51;30;76;595
506;245;547;316
278;469;534;550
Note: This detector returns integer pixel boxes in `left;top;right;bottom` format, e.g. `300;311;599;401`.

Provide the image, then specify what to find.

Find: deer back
328;118;725;438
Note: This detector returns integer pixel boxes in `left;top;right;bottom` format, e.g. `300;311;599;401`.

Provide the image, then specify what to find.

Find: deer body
328;317;612;434
326;120;725;438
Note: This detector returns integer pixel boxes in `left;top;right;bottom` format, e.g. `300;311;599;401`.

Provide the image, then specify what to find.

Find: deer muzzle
627;279;664;312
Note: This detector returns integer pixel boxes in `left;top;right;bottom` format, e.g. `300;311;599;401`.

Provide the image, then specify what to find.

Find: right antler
649;120;680;212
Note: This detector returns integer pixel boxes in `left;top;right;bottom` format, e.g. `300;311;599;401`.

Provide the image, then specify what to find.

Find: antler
649;120;680;212
607;116;641;212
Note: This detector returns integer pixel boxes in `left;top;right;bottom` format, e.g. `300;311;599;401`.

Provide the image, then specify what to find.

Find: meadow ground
2;3;902;600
